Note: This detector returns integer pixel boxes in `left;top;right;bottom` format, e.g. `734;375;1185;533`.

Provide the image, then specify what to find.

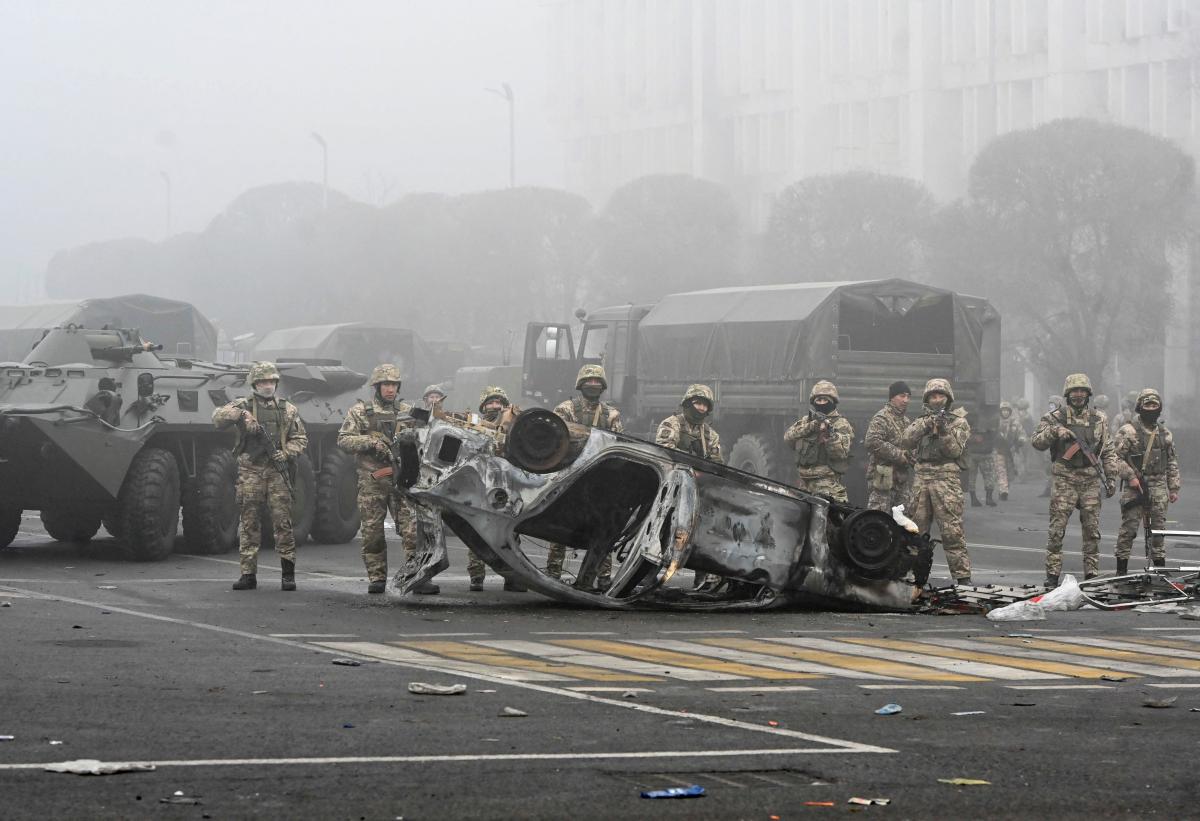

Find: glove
1170;492;1179;504
272;450;289;466
1105;480;1116;498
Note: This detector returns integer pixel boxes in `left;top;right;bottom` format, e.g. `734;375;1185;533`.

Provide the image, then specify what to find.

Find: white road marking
1043;636;1200;661
474;640;745;681
1145;682;1200;689
633;639;897;681
568;687;656;693
657;629;747;635
769;637;1063;680
269;633;359;638
316;642;571;682
530;631;616;636
857;684;964;690
705;686;817;693
395;632;492;638
1006;685;1114;690
930;638;1198;678
1136;627;1200;631
0;584;894;753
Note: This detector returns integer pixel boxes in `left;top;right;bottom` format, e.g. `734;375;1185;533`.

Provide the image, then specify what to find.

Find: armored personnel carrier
0;325;366;559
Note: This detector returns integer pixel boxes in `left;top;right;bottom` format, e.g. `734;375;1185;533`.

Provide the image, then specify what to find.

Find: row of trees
46;119;1194;390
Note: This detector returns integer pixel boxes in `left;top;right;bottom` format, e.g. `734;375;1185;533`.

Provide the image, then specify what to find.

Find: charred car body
393;407;933;611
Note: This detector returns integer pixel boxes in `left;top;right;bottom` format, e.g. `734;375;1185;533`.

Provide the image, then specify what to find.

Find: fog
0;0;559;298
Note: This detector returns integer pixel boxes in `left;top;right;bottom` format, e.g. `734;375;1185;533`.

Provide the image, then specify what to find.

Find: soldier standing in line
1031;374;1126;587
964;418;999;507
1113;389;1181;574
473;386;525;592
546;365;624;585
337;365;439;595
213;362;308;591
783;380;854;502
864;381;914;512
1014;398;1034;479
996;400;1026;500
901;378;973;586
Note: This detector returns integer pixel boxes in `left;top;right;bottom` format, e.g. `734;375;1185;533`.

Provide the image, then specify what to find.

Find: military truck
0;325;366;558
522;279;1001;504
252;323;441;392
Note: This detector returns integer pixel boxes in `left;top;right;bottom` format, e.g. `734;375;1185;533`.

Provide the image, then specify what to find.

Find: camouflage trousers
998;452;1014;493
1045;470;1103;578
964;452;997;494
357;470;416;583
468;549;488;583
909;467;971;580
1115;479;1170;562
237;462;295;575
794;468;849;503
545;544;613;582
866;469;913;513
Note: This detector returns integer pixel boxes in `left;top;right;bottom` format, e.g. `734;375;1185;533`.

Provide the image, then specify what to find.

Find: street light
311;131;328;209
159;171;172;238
485;82;516;188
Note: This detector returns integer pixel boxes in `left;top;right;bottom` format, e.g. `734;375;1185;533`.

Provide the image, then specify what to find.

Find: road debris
331;658;362;667
96;585;117;590
803;801;835;806
160;791;202;805
1;601;11;607
848;797;891;806
408;682;467;696
0;735;13;741
1100;675;1128;682
44;759;156;775
500;707;528;717
938;778;991;786
640;785;705;799
622;690;638;699
874;703;902;715
951;711;986;716
251;690;271;695
1143;695;1178;709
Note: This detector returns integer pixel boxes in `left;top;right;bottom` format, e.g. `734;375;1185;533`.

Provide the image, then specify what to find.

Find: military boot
999;491;1009;501
970;492;982;507
469;577;484;592
985;490;997;507
281;559;296;591
1084;571;1098;580
1045;574;1059;589
503;578;527;593
955;576;972;587
232;574;257;590
414;581;440;595
1152;557;1167;568
367;580;387;594
1116;559;1128;576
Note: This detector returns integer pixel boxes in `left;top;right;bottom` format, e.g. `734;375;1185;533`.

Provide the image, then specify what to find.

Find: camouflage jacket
213;395;308;465
1031;406;1127;481
864;403;912;477
656;413;723;464
901;406;970;477
553;396;624;433
998;416;1026;454
1114;417;1181;492
337;397;415;471
784;411;853;476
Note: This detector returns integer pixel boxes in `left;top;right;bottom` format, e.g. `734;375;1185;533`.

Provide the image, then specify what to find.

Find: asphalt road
2;473;1199;820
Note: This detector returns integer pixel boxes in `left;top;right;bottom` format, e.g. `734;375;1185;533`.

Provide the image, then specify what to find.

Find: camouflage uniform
901;378;972;583
470;386;523;589
212;362;308;582
996;401;1026;495
1030;374;1127;582
336;365;417;588
964;425;999;504
546;365;625;582
1014;398;1033;479
783;381;853;503
655;384;723;463
1113;389;1181;568
864;398;913;512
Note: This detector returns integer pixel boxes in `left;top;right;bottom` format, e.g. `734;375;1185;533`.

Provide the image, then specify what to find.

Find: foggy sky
0;0;559;300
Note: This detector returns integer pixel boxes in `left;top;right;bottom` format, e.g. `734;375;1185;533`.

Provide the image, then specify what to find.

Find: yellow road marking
703;638;984;682
398;641;661;682
987;638;1200;672
553;639;817;680
844;638;1129;679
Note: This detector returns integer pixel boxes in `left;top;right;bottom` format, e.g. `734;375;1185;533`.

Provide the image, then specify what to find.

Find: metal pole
311;132;328;209
159;171;172;237
486;84;516;187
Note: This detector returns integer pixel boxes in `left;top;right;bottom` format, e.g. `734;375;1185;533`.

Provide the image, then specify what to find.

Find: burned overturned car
392;407;933;611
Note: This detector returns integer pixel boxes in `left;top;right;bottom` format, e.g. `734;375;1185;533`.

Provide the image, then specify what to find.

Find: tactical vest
675;414;708;459
235;397;288;460
364;403;399;440
967;430;995;455
1050;410;1096;469
915;414;964;467
794;418;849;474
1128;424;1167;475
572;397;613;430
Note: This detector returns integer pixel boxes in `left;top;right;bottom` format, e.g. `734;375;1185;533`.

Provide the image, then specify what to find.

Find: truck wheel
116;447;181;562
728;433;781;480
182;450;238;554
40;508;102;543
261;453;316;549
311;449;360;544
0;505;22;548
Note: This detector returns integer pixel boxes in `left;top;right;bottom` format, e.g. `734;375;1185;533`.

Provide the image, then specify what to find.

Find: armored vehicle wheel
116;446;181;561
182;450;238;554
261;453;316;549
728;433;780;481
40;508;102;543
0;505;21;548
312;448;360;543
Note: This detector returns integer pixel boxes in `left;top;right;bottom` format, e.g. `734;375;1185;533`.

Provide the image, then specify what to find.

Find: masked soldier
864;381;914;512
901;378;973;586
472;387;525;592
656;384;723;463
784;380;854;502
1031;373;1126;587
1113;389;1181;574
996;401;1026;499
422;384;446;408
337;365;438;596
213;362;308;591
964;417;999;508
546;365;624;585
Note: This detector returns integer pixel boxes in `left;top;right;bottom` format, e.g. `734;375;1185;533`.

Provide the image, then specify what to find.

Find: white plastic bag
1038;574;1084;611
891;504;919;534
986;600;1047;622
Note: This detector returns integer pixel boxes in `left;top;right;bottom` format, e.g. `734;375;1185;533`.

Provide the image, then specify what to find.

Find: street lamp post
486;83;516;188
311;131;328;209
159;171;172;238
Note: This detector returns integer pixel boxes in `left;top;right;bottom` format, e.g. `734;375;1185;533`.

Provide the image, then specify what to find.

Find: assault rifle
238;417;295;497
1054;410;1109;491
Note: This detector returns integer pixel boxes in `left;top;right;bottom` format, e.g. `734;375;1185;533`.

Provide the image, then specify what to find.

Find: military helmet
576;364;608;391
369;363;402;386
1135;388;1162;410
809;380;839;402
422;383;445;400
1123;389;1139;408
681;384;716;408
999;400;1012;412
1062;373;1093;396
1015;398;1030;411
1093;394;1109;410
478;386;510;412
248;361;280;383
922;377;954;403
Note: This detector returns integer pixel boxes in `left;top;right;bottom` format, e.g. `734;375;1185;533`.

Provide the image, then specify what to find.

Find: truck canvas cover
252;323;436;386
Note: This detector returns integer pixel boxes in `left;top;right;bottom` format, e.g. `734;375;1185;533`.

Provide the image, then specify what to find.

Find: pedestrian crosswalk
312;633;1200;687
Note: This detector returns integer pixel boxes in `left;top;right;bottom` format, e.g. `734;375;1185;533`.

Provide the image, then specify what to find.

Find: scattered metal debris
331;658;362;667
938;778;991;786
408;682;467;696
44;759;156;775
952;711;986;716
641;785;705;799
499;707;528;717
1143;695;1178;709
848;797;891;806
874;703;902;715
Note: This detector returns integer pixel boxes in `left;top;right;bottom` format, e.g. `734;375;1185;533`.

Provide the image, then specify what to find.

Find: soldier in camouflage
337;364;438;595
864;381;914;512
996;401;1025;500
422;384;446;407
546;365;625;585
1031;373;1127;587
213;361;308;591
1113;389;1182;574
473;387;525;592
1013;397;1033;479
1111;390;1139;432
901;378;973;585
964;416;999;507
783;380;854;502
